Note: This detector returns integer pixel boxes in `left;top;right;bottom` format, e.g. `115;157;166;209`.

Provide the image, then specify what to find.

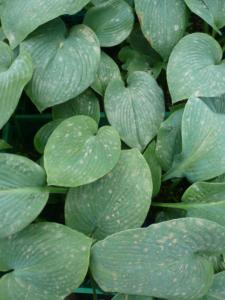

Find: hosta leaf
156;109;183;171
84;0;134;47
92;51;121;96
113;295;153;300
164;97;225;182
185;0;225;33
203;271;225;300
91;218;225;300
0;140;11;151
0;154;49;238
22;18;100;112
44;115;121;187
65;149;152;240
143;141;161;197
167;33;225;103
0;42;33;129
0;223;92;300
34;120;63;154
135;0;188;60
105;71;165;151
52;89;100;123
0;0;91;48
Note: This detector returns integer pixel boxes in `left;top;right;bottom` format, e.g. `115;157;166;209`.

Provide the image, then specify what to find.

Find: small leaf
0;140;12;151
135;0;188;60
0;222;92;300
1;0;91;48
105;71;165;151
203;271;225;300
52;89;100;123
143;141;161;197
0;42;33;129
91;218;225;299
44;115;121;187
0;153;49;238
22;18;100;112
92;51;121;96
164;97;225;182
65;149;152;240
185;0;225;33
167;33;225;103
84;0;134;47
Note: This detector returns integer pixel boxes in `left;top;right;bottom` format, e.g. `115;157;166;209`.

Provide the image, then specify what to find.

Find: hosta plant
0;1;225;300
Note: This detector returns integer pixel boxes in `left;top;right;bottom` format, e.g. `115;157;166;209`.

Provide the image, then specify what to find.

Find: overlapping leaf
0;223;92;300
167;33;225;103
22;18;100;111
0;154;49;238
44;115;121;187
91;218;225;299
203;271;225;300
65;149;152;240
105;71;165;150
0;0;91;48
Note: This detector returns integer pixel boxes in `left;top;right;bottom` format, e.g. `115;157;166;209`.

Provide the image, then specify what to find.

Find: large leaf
0;223;92;300
92;51;121;96
105;71;165;151
0;42;33;129
52;89;100;123
185;0;225;33
164;97;225;182
167;33;225;103
156;108;183;171
84;0;134;47
21;18;100;112
0;0;91;48
135;0;188;60
65;149;152;240
44;115;121;187
91;218;225;300
203;271;225;300
0;154;49;238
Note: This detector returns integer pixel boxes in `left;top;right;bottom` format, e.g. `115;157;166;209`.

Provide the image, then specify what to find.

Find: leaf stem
90;274;98;300
47;187;68;194
151;202;187;210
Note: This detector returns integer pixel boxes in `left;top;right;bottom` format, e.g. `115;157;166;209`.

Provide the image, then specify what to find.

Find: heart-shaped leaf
164;97;225;182
92;51;121;96
44;115;121;187
21;18;100;112
105;71;165;151
156;108;183;171
135;0;188;60
203;271;225;300
0;153;49;238
185;0;225;33
0;222;92;300
65;149;152;240
84;0;134;47
0;42;33;129
167;33;225;103
0;0;91;48
52;89;100;123
91;218;225;300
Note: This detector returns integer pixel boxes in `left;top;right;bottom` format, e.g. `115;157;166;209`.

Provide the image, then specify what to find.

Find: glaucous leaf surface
65;149;152;240
0;140;11;150
167;33;225;103
105;71;165;151
135;0;188;60
44;115;121;187
91;218;225;300
0;223;92;300
0;0;91;48
0;42;33;129
34;120;63;154
113;295;153;300
185;0;225;33
92;51;121;96
156;109;183;171
22;18;100;111
52;89;100;123
84;0;134;47
0;154;49;238
164;97;225;182
143;141;161;197
203;271;225;300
